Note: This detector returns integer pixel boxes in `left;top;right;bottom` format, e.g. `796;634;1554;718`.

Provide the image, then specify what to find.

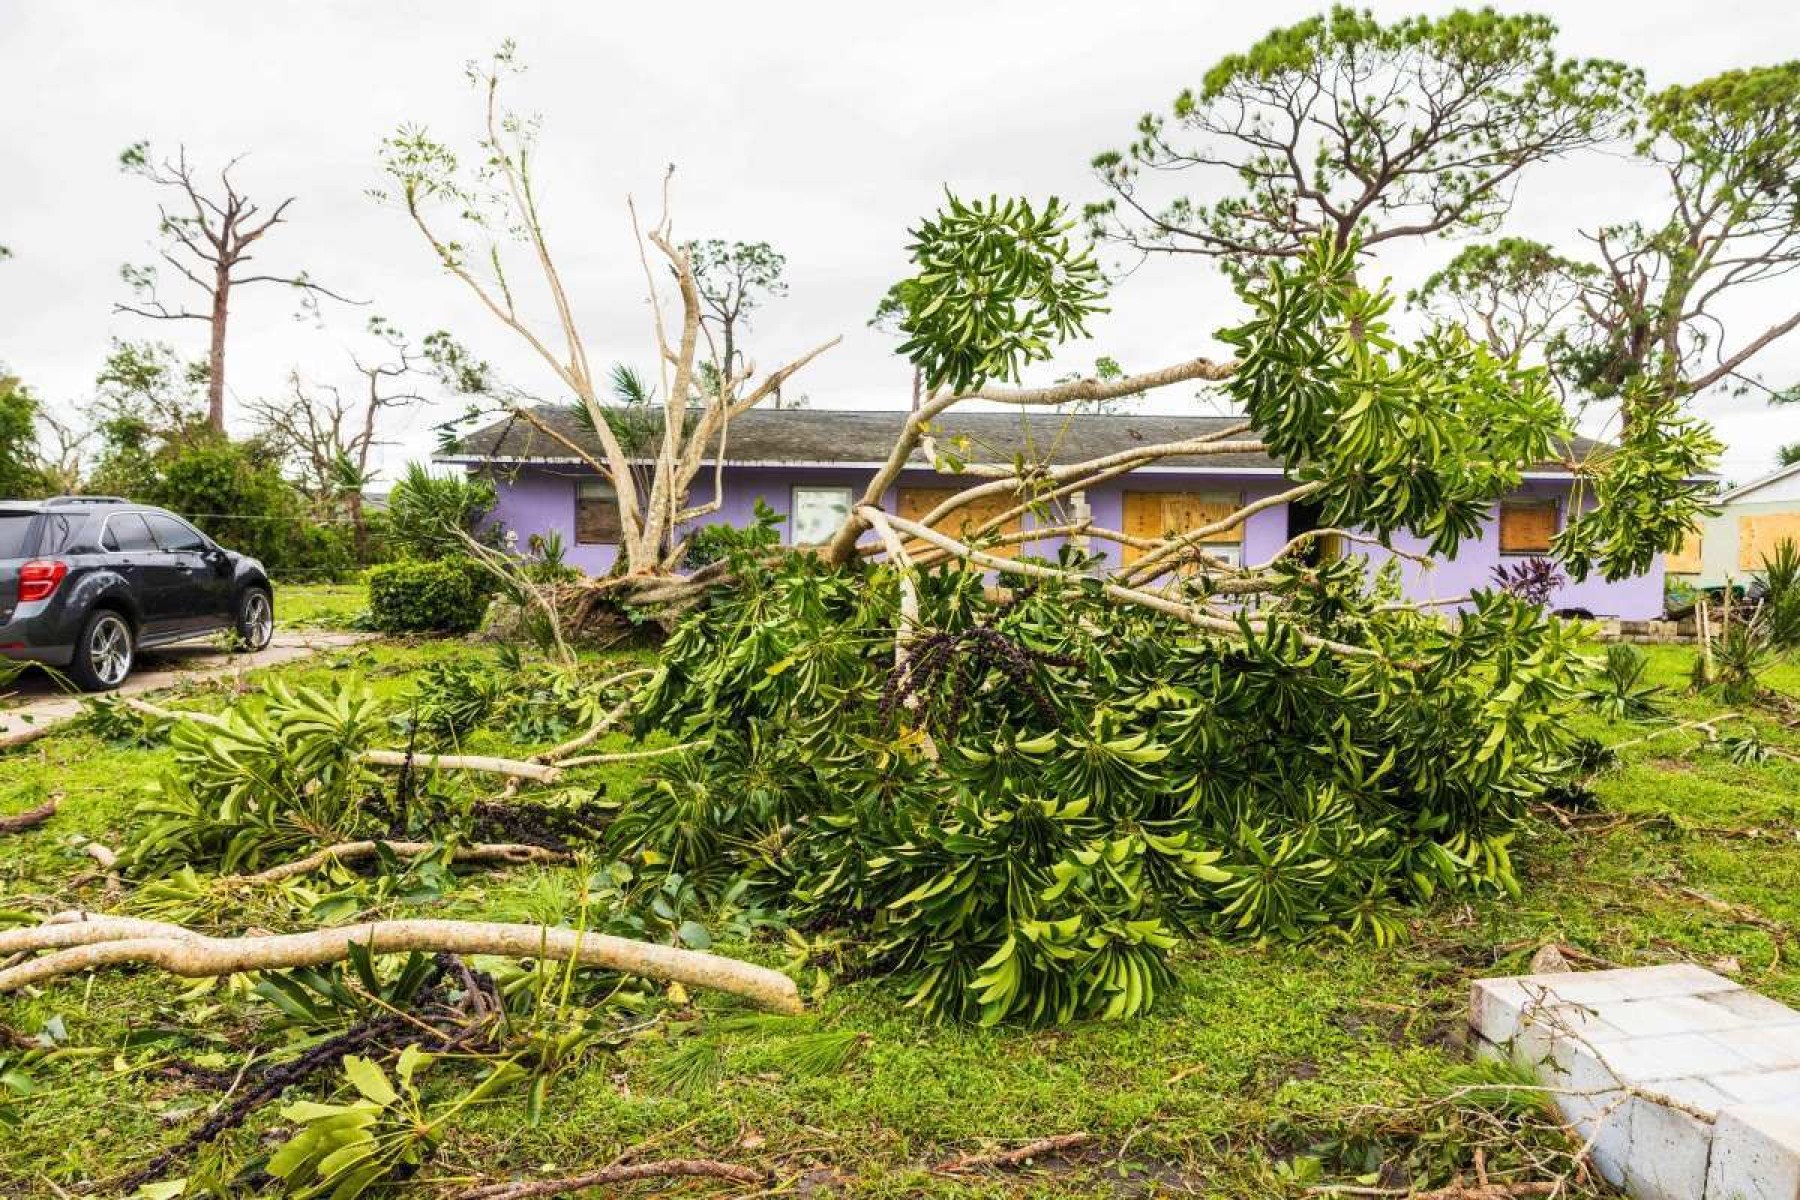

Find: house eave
434;453;1590;482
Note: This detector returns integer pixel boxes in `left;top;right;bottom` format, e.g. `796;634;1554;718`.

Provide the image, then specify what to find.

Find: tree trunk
207;268;230;432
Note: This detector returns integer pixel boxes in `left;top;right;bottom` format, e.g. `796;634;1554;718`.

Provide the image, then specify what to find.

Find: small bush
1586;643;1662;720
1761;538;1800;651
367;559;491;634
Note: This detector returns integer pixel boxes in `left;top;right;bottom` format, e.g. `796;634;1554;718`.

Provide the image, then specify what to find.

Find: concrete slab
1471;964;1800;1198
0;631;376;748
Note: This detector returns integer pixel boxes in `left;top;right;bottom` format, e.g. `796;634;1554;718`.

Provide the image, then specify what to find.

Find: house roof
1719;460;1800;505
439;405;1605;475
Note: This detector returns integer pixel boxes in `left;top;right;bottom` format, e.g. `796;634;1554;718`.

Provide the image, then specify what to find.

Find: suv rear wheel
71;609;134;692
234;587;274;651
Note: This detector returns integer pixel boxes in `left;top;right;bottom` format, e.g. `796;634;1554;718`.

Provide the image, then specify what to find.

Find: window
575;479;622;545
37;513;81;555
791;486;851;546
145;513;208;551
896;487;1025;560
0;513;37;559
1498;499;1558;555
102;513;157;552
1121;491;1242;569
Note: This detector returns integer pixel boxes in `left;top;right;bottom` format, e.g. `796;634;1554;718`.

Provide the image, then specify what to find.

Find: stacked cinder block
1471;963;1800;1199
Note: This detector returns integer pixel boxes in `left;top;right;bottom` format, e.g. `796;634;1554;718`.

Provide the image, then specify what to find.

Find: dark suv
0;497;274;691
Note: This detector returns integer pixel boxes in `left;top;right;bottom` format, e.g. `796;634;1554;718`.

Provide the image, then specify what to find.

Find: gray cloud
1;0;1794;486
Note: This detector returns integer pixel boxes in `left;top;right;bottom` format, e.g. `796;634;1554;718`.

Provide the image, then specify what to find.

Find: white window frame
790;485;852;546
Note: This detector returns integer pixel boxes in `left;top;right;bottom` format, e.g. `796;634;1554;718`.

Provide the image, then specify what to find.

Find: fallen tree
368;46;1719;1027
0;912;802;1012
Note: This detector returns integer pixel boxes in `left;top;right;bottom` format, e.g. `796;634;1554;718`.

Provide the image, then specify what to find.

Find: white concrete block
1597;1031;1758;1083
1703;989;1800;1025
1712;1068;1800;1107
1623;1095;1715;1200
1710;1024;1800;1072
1706;1105;1800;1200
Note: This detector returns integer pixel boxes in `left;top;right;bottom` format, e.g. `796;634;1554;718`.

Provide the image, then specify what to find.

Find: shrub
367;559;491;634
386;463;496;561
1760;538;1800;651
610;550;1590;1026
1586;644;1662;720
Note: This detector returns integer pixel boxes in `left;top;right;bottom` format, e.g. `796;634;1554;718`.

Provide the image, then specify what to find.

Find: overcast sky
2;0;1796;487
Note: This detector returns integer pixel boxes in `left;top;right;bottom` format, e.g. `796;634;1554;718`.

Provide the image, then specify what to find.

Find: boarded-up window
1121;491;1241;567
1499;499;1558;554
1739;513;1800;569
1666;526;1704;574
896;487;1026;559
575;479;622;545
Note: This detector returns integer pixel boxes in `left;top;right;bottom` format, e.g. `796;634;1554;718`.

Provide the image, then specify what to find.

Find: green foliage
1586;644;1663;721
1761;539;1800;651
1553;398;1722;582
0;374;50;498
891;192;1107;393
386;462;496;561
126;679;387;874
87;341;355;578
367;559;492;634
611;551;1590;1026
682;499;785;570
1088;7;1637;267
404;659;509;743
1221;238;1568;559
268;1048;523;1200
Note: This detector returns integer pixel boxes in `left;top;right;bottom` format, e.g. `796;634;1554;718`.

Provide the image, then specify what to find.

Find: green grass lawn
0;632;1796;1198
273;577;371;630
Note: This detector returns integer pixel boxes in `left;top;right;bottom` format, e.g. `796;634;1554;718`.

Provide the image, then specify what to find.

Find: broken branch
0;913;803;1013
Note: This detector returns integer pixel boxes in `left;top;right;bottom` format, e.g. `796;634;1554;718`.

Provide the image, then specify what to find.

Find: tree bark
208;264;230;432
0;913;804;1012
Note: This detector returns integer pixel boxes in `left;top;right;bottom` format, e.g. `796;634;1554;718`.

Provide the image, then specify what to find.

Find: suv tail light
18;559;68;603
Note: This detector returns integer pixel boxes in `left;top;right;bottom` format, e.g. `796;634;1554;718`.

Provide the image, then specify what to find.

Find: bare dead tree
378;43;838;580
250;317;430;547
115;142;359;432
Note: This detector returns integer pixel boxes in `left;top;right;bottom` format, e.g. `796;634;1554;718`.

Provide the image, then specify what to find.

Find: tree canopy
1086;7;1638;271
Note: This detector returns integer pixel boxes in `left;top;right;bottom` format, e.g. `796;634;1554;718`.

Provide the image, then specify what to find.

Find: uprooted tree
364;37;1723;1026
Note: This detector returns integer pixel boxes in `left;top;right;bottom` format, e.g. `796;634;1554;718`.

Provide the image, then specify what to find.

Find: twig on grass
0;797;57;834
232;840;568;884
457;1159;768;1199
933;1131;1092;1173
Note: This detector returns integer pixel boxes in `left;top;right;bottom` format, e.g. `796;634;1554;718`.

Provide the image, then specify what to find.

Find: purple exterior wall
477;464;1665;619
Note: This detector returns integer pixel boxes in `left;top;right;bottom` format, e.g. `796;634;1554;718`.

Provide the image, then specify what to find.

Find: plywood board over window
1665;526;1704;575
1120;491;1241;567
1499;499;1558;555
1740;512;1800;569
575;479;622;545
896;488;1026;559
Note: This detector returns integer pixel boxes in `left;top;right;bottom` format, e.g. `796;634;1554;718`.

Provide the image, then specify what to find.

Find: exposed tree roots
0;912;803;1013
459;1159;768;1199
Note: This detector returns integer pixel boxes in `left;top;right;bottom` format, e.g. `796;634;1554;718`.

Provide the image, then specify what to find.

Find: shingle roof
440;405;1601;474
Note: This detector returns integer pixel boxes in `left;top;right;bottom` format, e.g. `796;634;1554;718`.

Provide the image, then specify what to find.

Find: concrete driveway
0;631;374;748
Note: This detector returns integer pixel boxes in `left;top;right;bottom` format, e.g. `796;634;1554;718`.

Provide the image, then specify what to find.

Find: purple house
439;407;1664;620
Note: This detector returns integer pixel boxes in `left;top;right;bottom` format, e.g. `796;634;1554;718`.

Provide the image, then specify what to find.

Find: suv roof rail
42;495;131;505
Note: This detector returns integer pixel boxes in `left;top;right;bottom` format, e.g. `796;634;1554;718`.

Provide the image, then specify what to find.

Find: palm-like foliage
610;546;1589;1026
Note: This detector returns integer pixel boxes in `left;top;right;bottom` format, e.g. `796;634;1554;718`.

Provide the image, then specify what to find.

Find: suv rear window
102;513;158;552
36;513;83;555
145;513;208;551
0;513;38;560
